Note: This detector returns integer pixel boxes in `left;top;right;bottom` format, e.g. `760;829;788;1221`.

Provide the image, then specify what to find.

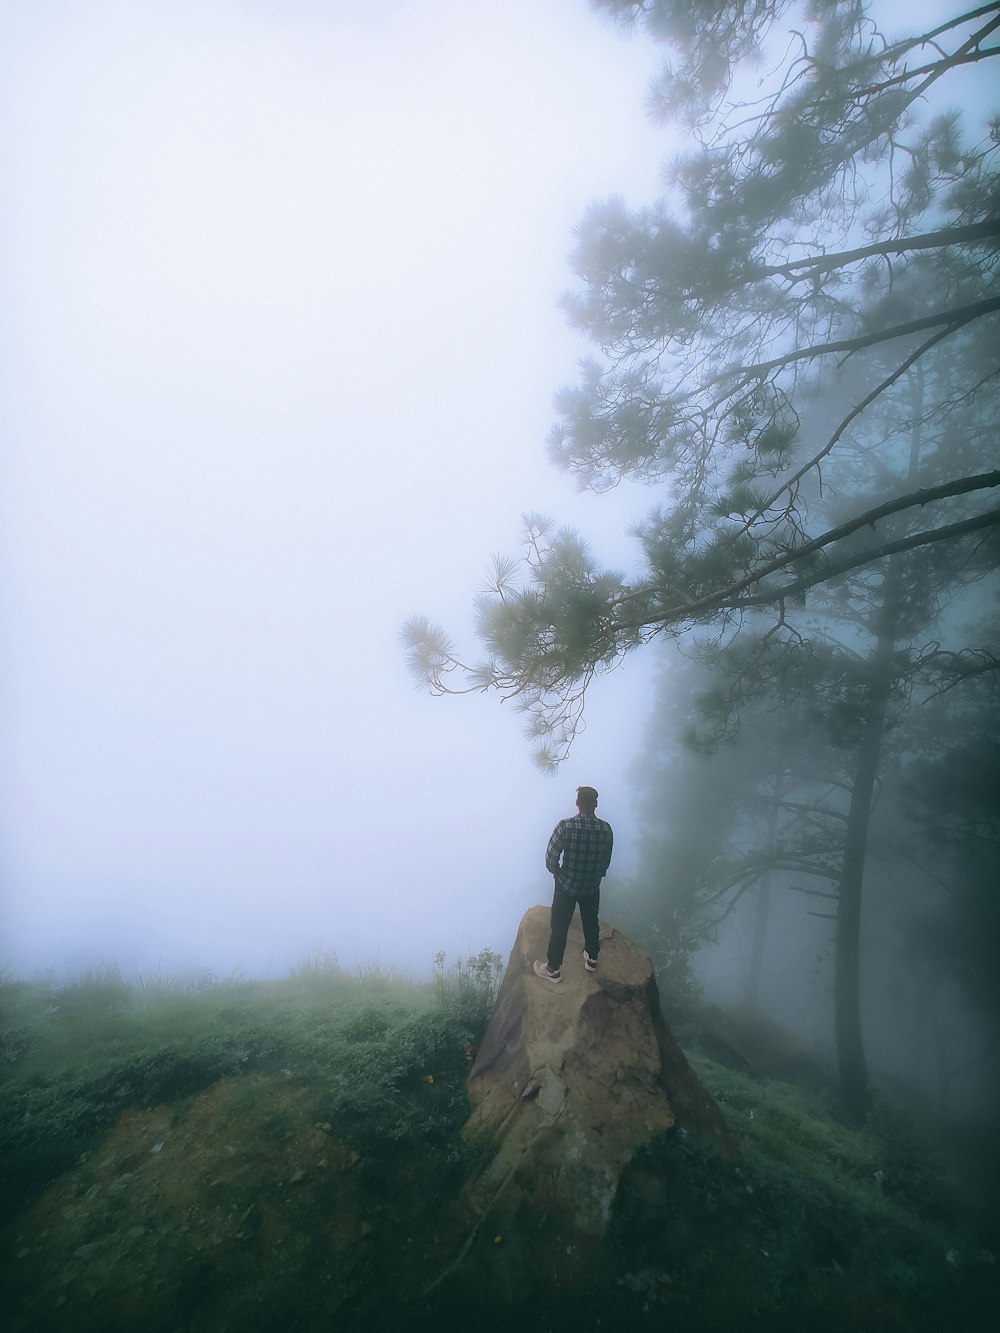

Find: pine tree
405;2;999;770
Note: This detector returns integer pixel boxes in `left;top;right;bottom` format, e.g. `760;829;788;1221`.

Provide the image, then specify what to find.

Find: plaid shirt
545;813;613;897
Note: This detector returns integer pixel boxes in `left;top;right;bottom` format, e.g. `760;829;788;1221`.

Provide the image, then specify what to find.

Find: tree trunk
744;775;782;1010
834;613;895;1120
744;878;772;1011
835;366;926;1120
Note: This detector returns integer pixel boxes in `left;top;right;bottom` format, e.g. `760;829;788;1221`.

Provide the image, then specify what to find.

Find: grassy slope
0;961;996;1331
610;1050;998;1331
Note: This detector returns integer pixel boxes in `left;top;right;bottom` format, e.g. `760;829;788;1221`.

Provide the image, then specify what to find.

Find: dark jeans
547;882;600;970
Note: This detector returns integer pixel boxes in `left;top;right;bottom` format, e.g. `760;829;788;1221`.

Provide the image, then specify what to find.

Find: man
533;786;613;984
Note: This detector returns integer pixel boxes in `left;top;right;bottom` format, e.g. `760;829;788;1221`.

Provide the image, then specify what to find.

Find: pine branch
736;507;1000;613
714;297;1000;395
862;45;1000;97
617;473;1000;629
888;3;1000;54
872;9;1000;126
847;23;1000;103
732;322;960;543
753;219;1000;284
918;647;1000;699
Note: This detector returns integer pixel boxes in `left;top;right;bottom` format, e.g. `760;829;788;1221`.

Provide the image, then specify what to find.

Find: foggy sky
1;0;669;980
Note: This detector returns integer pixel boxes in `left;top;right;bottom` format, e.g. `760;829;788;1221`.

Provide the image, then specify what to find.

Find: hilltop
1;947;996;1331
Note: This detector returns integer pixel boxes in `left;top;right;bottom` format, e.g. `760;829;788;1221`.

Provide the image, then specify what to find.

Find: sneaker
583;950;598;973
533;960;562;983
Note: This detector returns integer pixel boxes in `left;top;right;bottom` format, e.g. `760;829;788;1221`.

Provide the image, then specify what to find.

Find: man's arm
545;822;565;876
598;824;614;878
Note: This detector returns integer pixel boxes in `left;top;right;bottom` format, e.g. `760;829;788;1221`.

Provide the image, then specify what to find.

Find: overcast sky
1;0;675;980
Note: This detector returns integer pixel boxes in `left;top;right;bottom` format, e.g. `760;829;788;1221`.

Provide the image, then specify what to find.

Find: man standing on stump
534;786;613;984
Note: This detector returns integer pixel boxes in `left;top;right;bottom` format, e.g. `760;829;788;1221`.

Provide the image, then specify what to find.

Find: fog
3;2;995;1131
5;9;1000;1332
0;0;673;981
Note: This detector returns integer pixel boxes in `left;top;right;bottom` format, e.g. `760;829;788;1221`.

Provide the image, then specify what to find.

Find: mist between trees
406;0;1000;1122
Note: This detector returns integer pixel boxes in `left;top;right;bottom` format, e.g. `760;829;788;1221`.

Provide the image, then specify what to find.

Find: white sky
1;0;671;979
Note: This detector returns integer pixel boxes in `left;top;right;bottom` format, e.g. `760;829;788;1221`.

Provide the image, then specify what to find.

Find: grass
604;1046;997;1331
2;957;427;1079
1;953;996;1331
0;951;501;1228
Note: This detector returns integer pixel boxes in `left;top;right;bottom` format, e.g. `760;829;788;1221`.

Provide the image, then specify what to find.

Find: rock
436;908;736;1303
465;910;668;1235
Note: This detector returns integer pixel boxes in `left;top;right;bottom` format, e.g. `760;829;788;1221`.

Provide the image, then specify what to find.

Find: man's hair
576;786;599;811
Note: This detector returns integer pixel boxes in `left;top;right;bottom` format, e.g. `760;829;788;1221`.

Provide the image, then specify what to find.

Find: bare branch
747;796;850;824
734;323;961;542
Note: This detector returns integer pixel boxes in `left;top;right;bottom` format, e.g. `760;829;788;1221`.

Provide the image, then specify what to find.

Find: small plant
287;950;343;981
432;947;503;1030
340;1006;395;1043
52;963;133;1019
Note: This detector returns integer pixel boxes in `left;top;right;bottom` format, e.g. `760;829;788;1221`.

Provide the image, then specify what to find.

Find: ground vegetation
1;960;995;1330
